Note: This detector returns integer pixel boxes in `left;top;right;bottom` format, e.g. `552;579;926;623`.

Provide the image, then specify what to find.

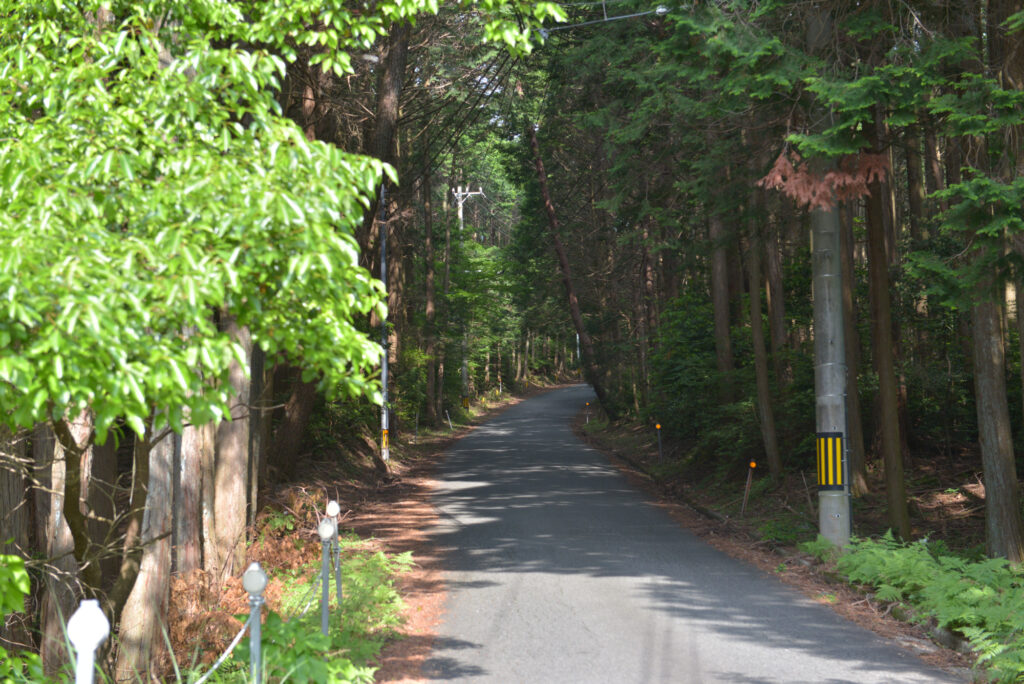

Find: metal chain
192;614;253;684
295;571;324;619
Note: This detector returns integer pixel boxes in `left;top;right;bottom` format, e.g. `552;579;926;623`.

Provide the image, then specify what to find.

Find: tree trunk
746;234;781;482
34;426;79;674
765;216;790;388
200;419;218;577
248;346;268;528
840;203;869;495
923;114;948;213
972;297;1024;561
269;376;315;480
0;428;32;652
52;413;102;593
423;164;439;427
213;317;251;582
528;124;617;419
709;211;735;402
866;178;911;539
0;428;30;556
176;419;207;575
115;430;174;681
359;22;410;259
974;0;1024;562
905;126;926;241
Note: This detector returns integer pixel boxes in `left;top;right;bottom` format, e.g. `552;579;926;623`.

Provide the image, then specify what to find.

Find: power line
542;5;669;35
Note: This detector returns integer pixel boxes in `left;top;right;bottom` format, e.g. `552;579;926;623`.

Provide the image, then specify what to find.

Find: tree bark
200;419;218;577
923;114;948;213
359;22;410;259
52;413;102;593
176;419;207;575
423;164;439;427
269;375;315;480
34;426;79;674
866;177;911;539
746;233;781;481
765;216;790;389
105;428;148;625
528;124;617;420
709;211;735;402
0;428;32;652
972;296;1024;561
905;126;926;241
0;428;30;556
840;202;869;495
115;429;174;681
973;0;1024;562
213;316;251;582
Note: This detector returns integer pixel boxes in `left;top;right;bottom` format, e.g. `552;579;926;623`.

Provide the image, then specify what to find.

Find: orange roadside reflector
655;423;661;430
749;461;757;469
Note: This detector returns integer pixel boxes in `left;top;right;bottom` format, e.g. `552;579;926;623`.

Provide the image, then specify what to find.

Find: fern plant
835;533;1024;682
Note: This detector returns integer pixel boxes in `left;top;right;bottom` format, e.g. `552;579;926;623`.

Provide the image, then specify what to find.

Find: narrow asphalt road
422;385;964;683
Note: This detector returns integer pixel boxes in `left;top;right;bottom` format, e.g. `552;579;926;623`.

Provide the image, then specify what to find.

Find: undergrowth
0;536;412;684
803;532;1024;682
222;538;413;683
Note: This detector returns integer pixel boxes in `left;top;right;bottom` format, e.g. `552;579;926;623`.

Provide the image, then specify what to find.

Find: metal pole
655;423;663;462
327;501;342;608
379;183;390;463
242;563;268;684
318;519;335;636
811;202;850;546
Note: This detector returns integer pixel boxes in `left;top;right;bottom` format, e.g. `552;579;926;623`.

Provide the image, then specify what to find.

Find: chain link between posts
192;614;253;684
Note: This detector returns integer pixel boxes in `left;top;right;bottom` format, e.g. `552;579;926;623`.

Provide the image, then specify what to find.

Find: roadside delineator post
67;599;109;684
318;517;336;636
655;423;663;462
585;402;590;424
242;562;268;684
741;461;757;517
326;500;343;607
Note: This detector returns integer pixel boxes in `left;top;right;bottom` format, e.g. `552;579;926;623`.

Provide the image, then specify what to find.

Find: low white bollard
242;562;268;684
67;599;109;684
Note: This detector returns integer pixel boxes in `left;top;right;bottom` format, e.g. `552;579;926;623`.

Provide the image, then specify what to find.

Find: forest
2;0;1024;680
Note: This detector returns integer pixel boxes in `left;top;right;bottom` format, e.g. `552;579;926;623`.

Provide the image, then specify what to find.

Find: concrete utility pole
811;203;850;546
452;185;484;406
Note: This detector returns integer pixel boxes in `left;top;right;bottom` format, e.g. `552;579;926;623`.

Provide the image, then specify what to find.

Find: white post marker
318;517;337;636
326;500;343;602
242;562;268;684
67;599;110;684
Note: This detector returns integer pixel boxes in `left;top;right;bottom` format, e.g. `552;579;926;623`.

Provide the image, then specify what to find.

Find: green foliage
232;611;377;684
0;553;29;616
235;539;413;682
1;1;390;441
798;535;841;564
0;554;46;683
757;519;804;546
836;533;1024;681
0;0;566;444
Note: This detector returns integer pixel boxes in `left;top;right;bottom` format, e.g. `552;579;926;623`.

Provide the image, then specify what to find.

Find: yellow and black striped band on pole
817;432;844;490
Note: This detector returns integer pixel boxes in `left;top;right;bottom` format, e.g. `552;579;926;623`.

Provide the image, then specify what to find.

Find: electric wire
406;54;515;191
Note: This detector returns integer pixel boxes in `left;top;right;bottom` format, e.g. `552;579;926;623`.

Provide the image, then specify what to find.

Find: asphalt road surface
422;385;964;683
